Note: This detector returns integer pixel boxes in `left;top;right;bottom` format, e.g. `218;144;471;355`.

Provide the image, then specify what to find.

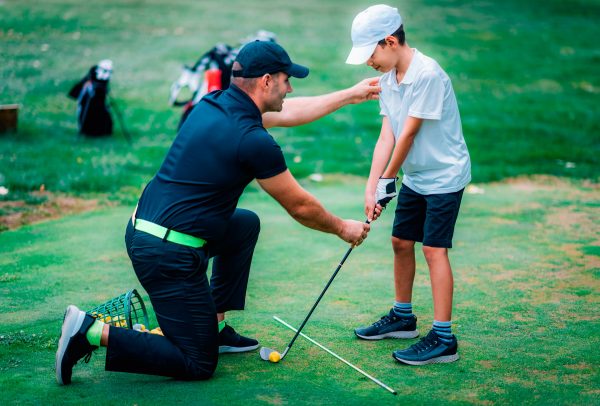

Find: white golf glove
376;177;398;208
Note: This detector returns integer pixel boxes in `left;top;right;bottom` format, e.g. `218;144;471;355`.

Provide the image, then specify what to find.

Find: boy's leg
391;184;427;303
422;246;453;322
391;237;416;303
393;188;464;365
354;185;424;340
421;189;463;322
208;208;261;353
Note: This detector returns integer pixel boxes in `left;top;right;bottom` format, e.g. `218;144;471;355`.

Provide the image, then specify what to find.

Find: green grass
1;179;599;404
1;0;599;203
1;0;599;403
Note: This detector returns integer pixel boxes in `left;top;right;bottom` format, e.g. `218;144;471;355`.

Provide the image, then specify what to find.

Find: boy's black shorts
392;184;464;248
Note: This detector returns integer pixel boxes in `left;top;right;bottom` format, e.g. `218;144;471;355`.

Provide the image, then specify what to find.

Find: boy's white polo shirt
379;49;471;195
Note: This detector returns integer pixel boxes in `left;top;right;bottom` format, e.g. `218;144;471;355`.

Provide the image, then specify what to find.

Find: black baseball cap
232;41;309;79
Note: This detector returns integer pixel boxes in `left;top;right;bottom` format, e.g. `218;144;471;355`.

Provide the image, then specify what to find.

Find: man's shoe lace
83;350;94;363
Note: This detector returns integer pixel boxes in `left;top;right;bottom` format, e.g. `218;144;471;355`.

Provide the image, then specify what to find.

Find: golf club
273;315;397;395
260;220;370;363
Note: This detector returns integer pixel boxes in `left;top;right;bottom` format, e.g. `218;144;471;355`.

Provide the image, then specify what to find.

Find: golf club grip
286;219;370;350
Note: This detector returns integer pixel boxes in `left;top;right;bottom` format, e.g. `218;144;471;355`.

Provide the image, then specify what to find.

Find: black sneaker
56;305;98;385
392;329;459;365
218;324;259;354
355;309;419;340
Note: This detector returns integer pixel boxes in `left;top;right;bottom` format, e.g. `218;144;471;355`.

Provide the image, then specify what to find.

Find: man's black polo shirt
135;84;287;241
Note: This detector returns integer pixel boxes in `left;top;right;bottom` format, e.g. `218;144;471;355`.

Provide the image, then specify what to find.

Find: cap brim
285;63;309;79
345;43;377;65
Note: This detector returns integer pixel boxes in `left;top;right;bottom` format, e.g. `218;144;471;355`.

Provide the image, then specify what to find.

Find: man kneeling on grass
55;40;378;384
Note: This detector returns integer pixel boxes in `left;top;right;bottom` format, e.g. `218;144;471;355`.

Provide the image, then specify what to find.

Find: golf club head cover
376;177;398;208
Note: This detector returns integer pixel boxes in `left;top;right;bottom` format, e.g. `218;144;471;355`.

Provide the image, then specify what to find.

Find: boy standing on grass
346;4;471;365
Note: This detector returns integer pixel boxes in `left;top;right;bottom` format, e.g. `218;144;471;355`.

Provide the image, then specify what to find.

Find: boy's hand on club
365;195;383;222
376;177;398;209
339;219;370;247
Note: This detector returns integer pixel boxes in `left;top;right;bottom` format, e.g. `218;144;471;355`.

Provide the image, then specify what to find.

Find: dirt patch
503;375;536;388
565;362;593;371
0;191;101;232
477;360;495;369
501;175;599;193
546;207;597;238
489;267;520;282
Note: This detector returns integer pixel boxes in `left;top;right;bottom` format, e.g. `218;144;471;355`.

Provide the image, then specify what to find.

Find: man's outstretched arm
257;170;370;246
263;77;380;128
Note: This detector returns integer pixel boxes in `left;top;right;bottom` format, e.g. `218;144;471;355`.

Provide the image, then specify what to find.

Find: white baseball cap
346;4;402;65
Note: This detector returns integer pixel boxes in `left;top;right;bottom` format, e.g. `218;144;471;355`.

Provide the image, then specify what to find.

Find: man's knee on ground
391;237;414;255
184;359;217;381
422;245;448;264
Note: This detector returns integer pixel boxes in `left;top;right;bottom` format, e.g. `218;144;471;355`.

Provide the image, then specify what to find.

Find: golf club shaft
283;220;370;356
274;316;397;395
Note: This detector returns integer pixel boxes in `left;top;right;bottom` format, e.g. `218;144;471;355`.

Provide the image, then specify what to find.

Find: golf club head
260;346;288;362
259;346;276;361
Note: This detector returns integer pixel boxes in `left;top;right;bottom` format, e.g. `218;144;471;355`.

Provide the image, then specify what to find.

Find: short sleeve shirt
136;84;287;241
379;49;471;195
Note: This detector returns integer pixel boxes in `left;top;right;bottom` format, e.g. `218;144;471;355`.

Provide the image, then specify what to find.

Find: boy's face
365;42;396;73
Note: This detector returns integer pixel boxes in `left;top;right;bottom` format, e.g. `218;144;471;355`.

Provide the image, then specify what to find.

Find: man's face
366;44;395;73
266;73;292;112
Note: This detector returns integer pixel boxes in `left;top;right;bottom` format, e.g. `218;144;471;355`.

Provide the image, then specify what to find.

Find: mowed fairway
1;0;599;404
1;178;598;404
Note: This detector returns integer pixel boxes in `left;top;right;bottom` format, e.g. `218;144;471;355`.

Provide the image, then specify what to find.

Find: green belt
134;219;206;248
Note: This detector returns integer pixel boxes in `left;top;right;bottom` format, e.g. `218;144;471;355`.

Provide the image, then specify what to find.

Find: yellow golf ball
269;351;281;363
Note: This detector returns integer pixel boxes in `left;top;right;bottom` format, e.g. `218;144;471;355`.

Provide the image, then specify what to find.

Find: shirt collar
386;48;422;88
226;84;263;120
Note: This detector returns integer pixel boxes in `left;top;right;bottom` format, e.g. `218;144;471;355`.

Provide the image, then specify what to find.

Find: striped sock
392;302;413;318
432;320;453;343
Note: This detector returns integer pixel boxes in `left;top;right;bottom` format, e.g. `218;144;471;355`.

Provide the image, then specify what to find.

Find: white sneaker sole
393;353;459;365
55;305;86;385
355;330;419;340
219;344;259;354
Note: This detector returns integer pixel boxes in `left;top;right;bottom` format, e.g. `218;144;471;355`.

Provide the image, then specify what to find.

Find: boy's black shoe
218;324;259;353
355;309;419;340
392;329;459;365
56;305;98;385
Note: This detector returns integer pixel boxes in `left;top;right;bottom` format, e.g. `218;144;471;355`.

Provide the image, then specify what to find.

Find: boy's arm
365;116;395;221
381;116;423;178
262;77;381;128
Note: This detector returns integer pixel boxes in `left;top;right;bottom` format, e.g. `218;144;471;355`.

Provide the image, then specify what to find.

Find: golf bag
168;30;277;130
68;60;113;137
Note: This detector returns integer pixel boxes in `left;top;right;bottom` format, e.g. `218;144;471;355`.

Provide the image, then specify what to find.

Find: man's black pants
105;208;260;380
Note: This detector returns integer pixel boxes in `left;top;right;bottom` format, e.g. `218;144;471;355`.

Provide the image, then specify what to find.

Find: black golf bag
68;61;113;136
169;30;277;130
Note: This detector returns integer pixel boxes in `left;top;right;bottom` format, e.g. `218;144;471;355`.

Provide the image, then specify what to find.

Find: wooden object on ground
0;104;19;133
